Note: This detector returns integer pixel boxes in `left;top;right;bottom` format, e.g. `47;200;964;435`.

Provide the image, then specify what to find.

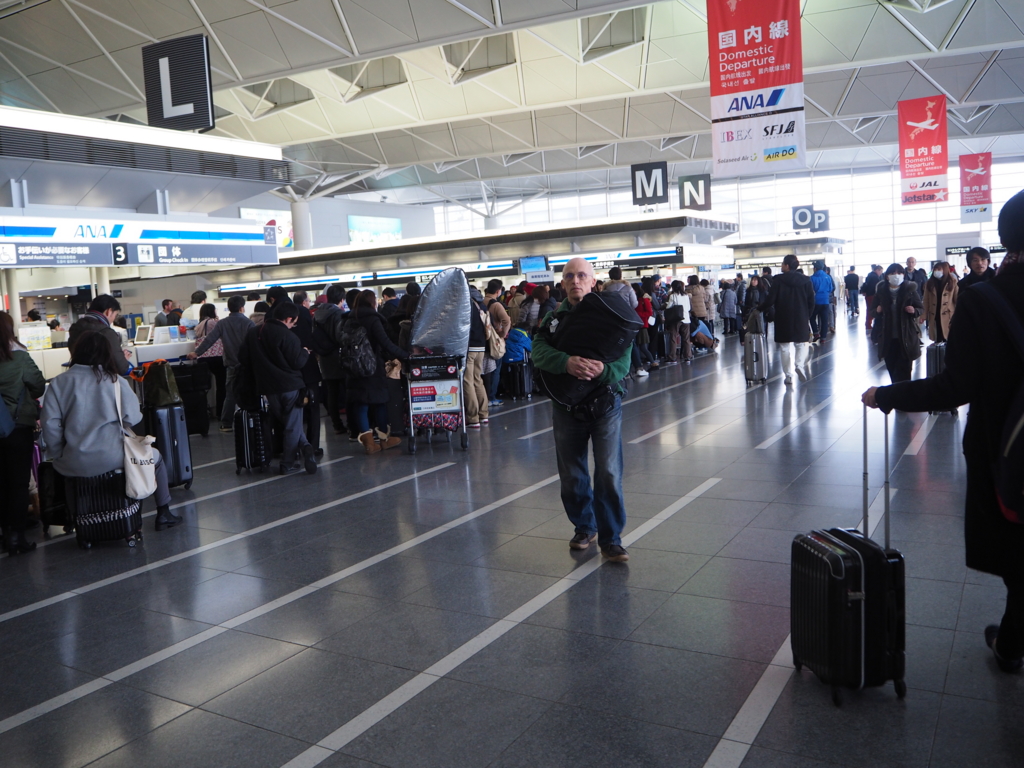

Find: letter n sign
678;174;712;211
142;34;215;132
631;161;670;206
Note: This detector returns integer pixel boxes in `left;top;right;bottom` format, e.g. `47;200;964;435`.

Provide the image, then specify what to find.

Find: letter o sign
792;206;814;229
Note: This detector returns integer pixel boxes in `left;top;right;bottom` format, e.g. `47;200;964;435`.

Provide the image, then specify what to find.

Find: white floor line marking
518;426;553;440
280;477;723;768
903;414;939;456
755;360;886;449
0;464;454;625
485;398;547;418
34;457;354;549
192;457;235;470
699;487;897;768
0;474;560;736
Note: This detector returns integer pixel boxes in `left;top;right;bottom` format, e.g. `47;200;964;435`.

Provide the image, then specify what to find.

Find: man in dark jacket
960;247;996;289
861;265;883;330
68;295;132;375
905;257;928;296
378;287;400;320
844;267;860;317
759;254;815;385
863;189;1024;674
288;291;323;456
238;301;316;475
188;296;253;432
313;284;348;436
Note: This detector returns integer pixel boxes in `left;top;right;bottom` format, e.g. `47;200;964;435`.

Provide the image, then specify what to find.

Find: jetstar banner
898;95;948;206
959;152;993;223
707;0;805;177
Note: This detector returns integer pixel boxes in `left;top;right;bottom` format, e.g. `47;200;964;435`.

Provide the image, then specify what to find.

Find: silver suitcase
745;332;768;385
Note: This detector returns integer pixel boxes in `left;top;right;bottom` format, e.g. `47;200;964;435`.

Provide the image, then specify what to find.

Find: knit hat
999;188;1024;253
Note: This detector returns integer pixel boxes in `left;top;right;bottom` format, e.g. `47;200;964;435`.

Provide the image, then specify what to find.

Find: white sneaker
637;369;649;378
795;367;807;382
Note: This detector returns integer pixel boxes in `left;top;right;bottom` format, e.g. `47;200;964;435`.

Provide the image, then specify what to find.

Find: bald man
532;257;634;562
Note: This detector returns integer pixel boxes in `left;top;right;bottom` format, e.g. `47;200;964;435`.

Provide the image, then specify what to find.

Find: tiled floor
1;314;1017;768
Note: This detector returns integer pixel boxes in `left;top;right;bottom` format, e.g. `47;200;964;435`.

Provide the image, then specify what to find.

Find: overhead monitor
348;215;402;245
518;256;548;274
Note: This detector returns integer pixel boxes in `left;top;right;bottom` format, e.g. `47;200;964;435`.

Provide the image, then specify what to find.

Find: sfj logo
764;146;797;162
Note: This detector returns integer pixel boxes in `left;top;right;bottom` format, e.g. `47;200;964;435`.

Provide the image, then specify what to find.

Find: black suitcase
66;470;144;549
38;461;73;537
501;352;534;401
172;362;211;437
234;406;273;474
791;406;906;705
150;404;194;489
926;342;945;377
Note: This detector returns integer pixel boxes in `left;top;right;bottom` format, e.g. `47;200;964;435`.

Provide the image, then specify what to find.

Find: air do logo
727;88;785;113
764;146;797;162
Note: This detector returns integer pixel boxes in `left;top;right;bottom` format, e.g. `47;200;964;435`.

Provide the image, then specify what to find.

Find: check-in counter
28;348;72;380
130;341;195;366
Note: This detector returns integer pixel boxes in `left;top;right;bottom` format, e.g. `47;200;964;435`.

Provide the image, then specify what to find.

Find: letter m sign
631;161;670;206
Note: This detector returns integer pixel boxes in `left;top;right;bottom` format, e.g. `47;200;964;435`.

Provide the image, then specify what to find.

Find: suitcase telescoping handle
862;403;892;548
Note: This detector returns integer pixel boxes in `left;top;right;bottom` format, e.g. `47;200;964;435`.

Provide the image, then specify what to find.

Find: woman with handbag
40;331;180;531
194;303;227;420
632;284;657;376
665;281;692;363
0;312;45;553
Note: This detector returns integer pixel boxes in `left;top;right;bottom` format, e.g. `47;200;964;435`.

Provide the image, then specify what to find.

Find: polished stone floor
1;314;1018;768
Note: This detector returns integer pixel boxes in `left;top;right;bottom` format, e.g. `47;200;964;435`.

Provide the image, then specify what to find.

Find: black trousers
883;346;913;383
999;575;1024;660
303;387;321;454
204;356;227;419
0;425;33;534
322;378;347;432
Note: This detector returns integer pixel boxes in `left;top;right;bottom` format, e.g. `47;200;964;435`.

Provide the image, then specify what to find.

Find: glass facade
431;160;1024;269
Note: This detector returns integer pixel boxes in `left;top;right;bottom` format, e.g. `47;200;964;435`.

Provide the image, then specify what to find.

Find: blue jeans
551;397;627;548
352;402;388;434
485;358;503;401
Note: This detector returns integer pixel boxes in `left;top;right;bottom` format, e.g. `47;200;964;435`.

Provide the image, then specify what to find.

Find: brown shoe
358;431;381;455
374;428;401;451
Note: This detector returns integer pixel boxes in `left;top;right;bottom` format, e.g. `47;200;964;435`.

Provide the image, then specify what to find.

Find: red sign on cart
898;95;948;205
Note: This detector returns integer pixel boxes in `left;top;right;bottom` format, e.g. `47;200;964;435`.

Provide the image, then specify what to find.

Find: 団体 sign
959;152;993;223
707;0;806;177
631;162;670;205
679;174;712;211
898;95;948;206
142;34;215;132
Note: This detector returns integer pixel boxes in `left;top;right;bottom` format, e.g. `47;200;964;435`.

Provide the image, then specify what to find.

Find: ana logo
728;88;785;113
74;224;123;239
763;121;796;137
764;146;797;162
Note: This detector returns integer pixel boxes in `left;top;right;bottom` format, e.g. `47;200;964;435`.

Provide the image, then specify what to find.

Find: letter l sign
159;57;194;119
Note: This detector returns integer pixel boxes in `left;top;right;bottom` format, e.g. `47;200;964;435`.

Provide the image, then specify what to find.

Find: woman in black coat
874;263;923;383
347;290;409;454
863;191;1024;673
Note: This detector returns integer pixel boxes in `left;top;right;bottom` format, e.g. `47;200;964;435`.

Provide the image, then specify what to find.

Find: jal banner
707;0;806;177
898;95;948;206
959;152;993;223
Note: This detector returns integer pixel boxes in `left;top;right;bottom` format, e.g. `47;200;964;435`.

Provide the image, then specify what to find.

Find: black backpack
976;283;1024;523
337;318;377;378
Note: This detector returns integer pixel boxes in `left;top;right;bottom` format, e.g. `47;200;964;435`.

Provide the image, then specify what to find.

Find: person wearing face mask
923;261;959;343
874;264;923;383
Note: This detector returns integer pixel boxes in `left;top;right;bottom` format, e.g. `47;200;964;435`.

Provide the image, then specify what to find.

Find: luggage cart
404;355;468;454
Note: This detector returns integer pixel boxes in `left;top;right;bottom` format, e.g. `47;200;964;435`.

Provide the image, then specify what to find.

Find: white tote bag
115;382;157;500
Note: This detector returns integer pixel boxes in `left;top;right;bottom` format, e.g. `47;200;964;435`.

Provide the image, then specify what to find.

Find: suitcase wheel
461;431;468;451
127;537;137;548
77;537;91;550
831;686;842;707
183;480;192;490
793;655;802;672
894;679;907;699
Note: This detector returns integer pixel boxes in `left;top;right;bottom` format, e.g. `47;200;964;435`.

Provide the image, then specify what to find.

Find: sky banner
707;0;805;177
959;152;993;223
898;95;948;206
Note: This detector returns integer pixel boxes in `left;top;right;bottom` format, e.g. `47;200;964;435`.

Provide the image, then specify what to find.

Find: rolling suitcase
150;404;194;490
67;470;144;549
234;405;273;474
501;352;534;401
926;342;946;377
744;332;767;386
791;405;906;705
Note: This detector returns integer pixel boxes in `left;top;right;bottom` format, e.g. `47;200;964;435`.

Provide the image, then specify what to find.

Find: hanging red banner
898;95;948;206
959;151;993;223
707;0;805;177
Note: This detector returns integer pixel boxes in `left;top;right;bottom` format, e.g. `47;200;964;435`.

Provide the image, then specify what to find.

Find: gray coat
192;311;254;367
40;366;142;477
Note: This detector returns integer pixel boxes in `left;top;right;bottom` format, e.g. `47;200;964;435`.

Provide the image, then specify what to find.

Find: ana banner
707;0;805;177
959;152;993;223
898;95;948;206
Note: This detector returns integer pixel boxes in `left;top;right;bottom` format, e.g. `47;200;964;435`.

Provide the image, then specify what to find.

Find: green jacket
532;298;633;397
0;349;45;427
